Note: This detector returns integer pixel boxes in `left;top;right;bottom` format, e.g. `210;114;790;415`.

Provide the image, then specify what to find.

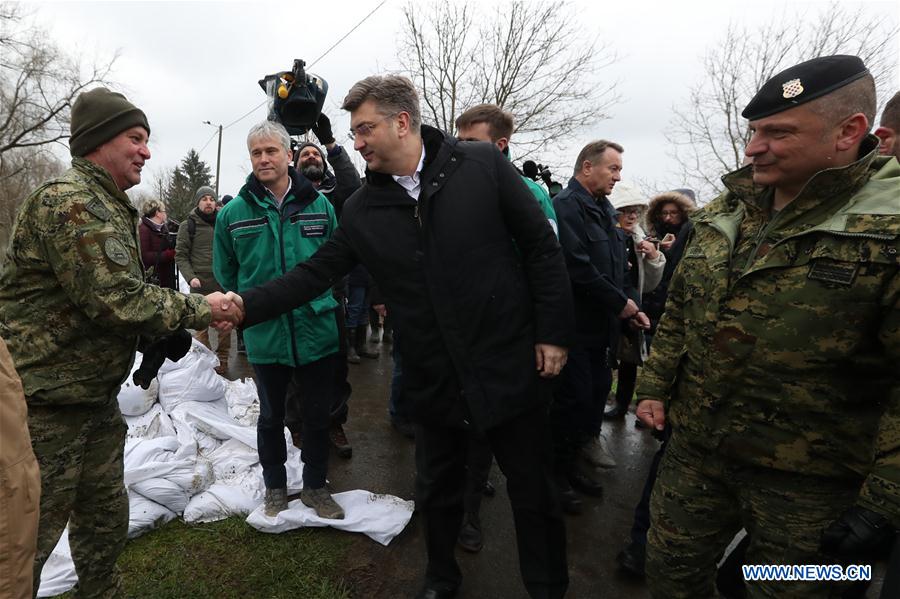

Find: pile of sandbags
36;338;414;597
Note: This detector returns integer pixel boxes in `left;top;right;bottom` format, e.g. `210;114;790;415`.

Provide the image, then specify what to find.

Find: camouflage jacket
0;158;212;408
637;137;900;526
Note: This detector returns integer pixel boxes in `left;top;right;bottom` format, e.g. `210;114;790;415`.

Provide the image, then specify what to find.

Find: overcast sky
27;0;900;205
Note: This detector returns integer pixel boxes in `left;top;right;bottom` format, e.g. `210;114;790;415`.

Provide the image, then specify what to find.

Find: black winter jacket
553;178;637;350
241;126;574;430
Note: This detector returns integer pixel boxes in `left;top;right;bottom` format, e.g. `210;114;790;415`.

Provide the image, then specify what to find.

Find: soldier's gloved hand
312;113;335;145
820;505;895;559
163;329;193;362
133;340;167;390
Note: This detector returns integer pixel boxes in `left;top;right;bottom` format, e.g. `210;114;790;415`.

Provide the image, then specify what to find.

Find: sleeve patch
85;198;111;221
104;237;131;266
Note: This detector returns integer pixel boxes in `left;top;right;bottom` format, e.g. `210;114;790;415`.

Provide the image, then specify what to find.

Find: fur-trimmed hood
646;190;696;235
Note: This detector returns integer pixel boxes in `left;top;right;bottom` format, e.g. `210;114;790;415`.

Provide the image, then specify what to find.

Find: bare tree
0;4;117;158
398;0;618;160
0;146;64;261
0;3;118;251
667;1;899;202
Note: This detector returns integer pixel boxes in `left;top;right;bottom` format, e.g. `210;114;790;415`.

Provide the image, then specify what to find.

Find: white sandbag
128;491;177;538
224;378;260;425
207;438;261;483
131;478;190;513
158;336;216;374
246;490;415;546
117;352;159;416
183;482;263;523
124;436;213;511
36;528;77;598
171;399;257;447
157;341;224;410
124;403;176;441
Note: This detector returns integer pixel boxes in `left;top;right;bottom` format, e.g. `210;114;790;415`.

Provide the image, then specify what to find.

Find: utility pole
203;121;223;197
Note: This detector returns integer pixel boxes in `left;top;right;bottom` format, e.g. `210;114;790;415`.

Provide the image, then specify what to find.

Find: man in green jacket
214;120;343;520
176;185;231;374
636;56;899;598
0;87;233;597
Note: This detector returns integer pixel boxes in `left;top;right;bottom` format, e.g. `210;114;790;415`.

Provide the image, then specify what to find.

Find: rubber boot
346;328;361;364
356;325;379;359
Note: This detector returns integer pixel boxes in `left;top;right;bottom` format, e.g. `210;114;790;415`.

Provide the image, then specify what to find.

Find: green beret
742;55;869;121
69;87;150;157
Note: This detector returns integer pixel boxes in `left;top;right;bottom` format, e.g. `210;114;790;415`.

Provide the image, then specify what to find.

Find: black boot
616;541;646;577
356;325;379;359
457;512;484;552
555;475;583;515
346;328;361;364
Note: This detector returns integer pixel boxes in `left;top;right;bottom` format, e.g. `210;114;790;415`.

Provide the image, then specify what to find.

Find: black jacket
553;178;637;349
241;126;574;431
642;219;693;326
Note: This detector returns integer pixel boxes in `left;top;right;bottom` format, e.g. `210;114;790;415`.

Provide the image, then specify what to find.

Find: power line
223;100;267;131
307;0;388;69
221;0;388;132
197;128;219;154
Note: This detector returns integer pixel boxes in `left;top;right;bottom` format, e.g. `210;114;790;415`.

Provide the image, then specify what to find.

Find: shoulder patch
684;244;706;258
104;237;130;266
85;198;111;221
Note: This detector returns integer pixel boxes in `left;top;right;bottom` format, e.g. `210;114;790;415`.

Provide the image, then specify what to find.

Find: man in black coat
551;141;647;510
222;75;574;599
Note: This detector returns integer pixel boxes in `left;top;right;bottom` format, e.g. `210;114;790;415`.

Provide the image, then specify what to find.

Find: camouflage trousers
647;434;862;598
28;402;128;599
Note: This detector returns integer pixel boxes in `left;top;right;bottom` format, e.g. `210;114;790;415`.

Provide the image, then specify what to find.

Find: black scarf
195;207;217;227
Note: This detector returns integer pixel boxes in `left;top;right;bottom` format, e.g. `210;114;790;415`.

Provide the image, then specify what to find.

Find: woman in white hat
604;184;665;420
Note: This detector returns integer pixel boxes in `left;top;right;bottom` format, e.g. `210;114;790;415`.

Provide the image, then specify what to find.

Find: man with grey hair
551;140;647;512
221;75;574;599
213;120;344;520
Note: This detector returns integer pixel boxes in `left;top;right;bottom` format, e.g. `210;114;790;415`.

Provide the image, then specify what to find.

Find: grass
54;517;352;599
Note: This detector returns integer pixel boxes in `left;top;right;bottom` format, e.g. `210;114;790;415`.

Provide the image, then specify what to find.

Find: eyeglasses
619;207;641;215
348;114;396;140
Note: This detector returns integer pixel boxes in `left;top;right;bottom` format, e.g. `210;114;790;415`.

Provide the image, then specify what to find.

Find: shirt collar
392;144;427;200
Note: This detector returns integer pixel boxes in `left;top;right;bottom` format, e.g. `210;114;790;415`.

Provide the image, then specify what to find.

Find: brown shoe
329;423;352;458
300;487;345;519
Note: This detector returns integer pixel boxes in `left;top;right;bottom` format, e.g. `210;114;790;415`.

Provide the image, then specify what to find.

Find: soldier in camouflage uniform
0;87;233;598
636;56;899;598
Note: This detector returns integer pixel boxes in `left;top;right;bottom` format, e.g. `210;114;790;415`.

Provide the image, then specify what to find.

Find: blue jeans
345;285;369;328
252;354;338;489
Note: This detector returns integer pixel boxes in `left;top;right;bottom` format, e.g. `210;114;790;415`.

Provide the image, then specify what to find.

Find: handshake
204;291;246;332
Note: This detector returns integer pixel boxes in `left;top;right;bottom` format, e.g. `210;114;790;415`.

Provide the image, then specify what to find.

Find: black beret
742;55;869;120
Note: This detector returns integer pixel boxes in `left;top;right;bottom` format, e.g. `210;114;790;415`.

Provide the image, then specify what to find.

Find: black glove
132;330;193;389
311;112;335;145
163;329;192;361
820;505;895;559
